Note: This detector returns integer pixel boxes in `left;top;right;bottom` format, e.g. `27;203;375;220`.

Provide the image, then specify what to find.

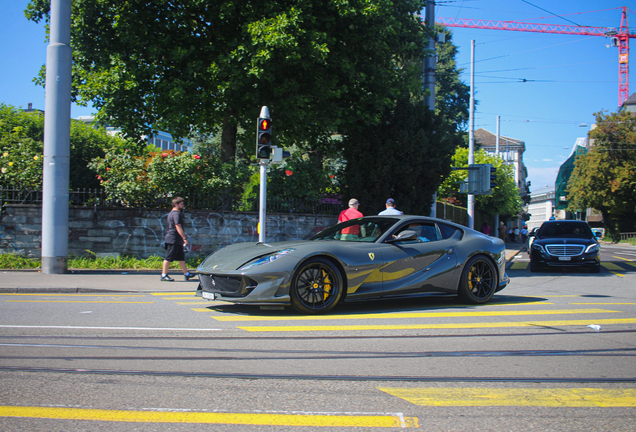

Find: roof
474;128;525;153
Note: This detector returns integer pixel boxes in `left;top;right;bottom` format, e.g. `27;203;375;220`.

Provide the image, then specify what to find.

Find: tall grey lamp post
42;0;72;274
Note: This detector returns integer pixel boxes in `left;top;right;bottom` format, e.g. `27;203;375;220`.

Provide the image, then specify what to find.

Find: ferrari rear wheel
458;255;497;304
290;258;343;314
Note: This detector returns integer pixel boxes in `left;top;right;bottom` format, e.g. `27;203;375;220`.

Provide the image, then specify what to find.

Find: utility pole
494;115;500;235
42;0;72;274
424;1;437;217
467;40;475;229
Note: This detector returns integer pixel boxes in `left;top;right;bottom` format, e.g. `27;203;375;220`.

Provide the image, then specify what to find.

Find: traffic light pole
256;106;272;243
258;160;267;243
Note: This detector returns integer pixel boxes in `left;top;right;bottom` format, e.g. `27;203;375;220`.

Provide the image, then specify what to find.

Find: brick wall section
0;205;338;259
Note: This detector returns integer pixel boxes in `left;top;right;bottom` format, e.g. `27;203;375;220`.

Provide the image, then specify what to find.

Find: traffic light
256;117;272;159
478;164;497;193
467;164;481;193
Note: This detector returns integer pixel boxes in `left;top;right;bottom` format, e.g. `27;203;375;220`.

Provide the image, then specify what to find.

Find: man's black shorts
164;243;185;262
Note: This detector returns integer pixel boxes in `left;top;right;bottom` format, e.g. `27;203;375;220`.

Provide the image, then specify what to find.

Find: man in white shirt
379;198;403;215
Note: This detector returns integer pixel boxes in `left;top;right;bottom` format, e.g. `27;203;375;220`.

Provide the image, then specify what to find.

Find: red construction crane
437;7;636;106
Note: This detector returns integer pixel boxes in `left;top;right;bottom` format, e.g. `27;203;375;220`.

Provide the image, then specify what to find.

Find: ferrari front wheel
290;258;343;314
458;255;497;304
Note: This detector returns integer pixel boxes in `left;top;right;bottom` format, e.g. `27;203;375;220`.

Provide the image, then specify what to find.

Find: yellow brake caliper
322;270;332;300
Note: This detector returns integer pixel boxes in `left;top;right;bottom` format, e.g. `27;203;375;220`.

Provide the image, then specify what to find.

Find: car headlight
239;249;295;270
585;244;599;254
531;244;545;253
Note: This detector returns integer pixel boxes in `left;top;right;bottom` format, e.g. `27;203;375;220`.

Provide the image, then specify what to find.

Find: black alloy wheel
290;258;343;314
458;255;497;304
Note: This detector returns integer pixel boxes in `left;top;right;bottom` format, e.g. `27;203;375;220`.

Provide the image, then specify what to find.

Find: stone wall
0;205;338;258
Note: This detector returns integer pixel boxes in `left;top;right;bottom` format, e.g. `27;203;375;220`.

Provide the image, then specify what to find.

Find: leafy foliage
26;0;428;164
0;252;203;270
567;110;636;238
342;98;461;216
0;103;126;189
438;147;522;220
89;147;251;206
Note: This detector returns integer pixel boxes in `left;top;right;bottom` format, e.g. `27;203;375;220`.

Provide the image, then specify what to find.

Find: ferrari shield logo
368;253;375;260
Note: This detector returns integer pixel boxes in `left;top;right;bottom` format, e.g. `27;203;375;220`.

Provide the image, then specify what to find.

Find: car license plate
202;291;215;300
558;256;571;261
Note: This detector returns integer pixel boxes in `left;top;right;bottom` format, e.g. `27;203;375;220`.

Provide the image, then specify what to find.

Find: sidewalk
0;244;526;294
0;270;198;293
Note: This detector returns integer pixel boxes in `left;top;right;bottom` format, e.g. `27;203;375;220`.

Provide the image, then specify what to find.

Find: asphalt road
1;253;635;431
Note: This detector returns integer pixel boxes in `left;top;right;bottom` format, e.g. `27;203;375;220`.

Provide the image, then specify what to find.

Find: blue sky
435;0;635;194
1;1;635;194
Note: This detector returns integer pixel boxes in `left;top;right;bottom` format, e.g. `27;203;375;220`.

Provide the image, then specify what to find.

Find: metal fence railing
620;232;636;241
1;185;343;216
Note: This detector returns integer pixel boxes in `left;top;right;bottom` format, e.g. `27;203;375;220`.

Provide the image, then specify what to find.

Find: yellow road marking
0;293;144;297
510;262;527;270
4;300;153;304
176;302;214;305
151;292;197;296
238;318;636;332
213;309;618;322
487;302;552;306
161;297;198;300
614;256;635;264
518;295;607;298
572;303;636;305
378;388;636;407
601;262;625;276
191;308;212;312
0;406;417;428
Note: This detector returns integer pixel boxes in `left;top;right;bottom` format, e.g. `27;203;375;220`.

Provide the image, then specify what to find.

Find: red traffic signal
256;117;272;159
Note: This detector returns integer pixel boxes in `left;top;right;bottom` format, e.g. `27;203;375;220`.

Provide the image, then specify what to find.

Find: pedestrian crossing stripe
508;261;635;273
378;388;636;407
212;309;619;322
0;406;417;428
602;262;626;271
236;318;636;332
615;256;636;263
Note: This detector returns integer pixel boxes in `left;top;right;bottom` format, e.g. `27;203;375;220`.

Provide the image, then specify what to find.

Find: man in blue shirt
379;198;403;215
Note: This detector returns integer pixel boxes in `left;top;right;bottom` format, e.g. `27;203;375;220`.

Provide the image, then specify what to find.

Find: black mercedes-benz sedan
529;220;601;273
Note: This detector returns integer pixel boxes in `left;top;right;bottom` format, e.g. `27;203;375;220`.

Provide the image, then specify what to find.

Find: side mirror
387;230;418;243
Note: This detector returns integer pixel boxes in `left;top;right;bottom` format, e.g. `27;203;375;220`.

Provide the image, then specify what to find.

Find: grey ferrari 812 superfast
196;215;509;314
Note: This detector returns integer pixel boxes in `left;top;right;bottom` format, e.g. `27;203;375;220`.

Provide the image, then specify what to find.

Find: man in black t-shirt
161;197;196;281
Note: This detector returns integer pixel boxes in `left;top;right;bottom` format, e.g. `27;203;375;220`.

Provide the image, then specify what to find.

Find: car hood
534;237;595;246
197;240;313;272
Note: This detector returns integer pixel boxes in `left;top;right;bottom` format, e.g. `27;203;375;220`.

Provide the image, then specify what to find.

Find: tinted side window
393;223;439;243
438;223;461;240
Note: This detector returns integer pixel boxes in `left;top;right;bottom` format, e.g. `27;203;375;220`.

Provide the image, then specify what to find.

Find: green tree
438;147;522;220
0;103;127;189
435;26;470;132
567;110;636;239
26;0;428;163
339;28;470;216
341;98;460;216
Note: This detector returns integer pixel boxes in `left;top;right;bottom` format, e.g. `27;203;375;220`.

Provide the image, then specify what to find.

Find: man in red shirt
338;198;363;239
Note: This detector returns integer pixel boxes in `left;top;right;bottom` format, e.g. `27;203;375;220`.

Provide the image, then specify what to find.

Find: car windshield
538;222;594;239
310;217;400;242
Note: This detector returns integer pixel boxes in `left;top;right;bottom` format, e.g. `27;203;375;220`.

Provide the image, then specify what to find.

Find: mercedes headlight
585;244;599;254
532;244;545;253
